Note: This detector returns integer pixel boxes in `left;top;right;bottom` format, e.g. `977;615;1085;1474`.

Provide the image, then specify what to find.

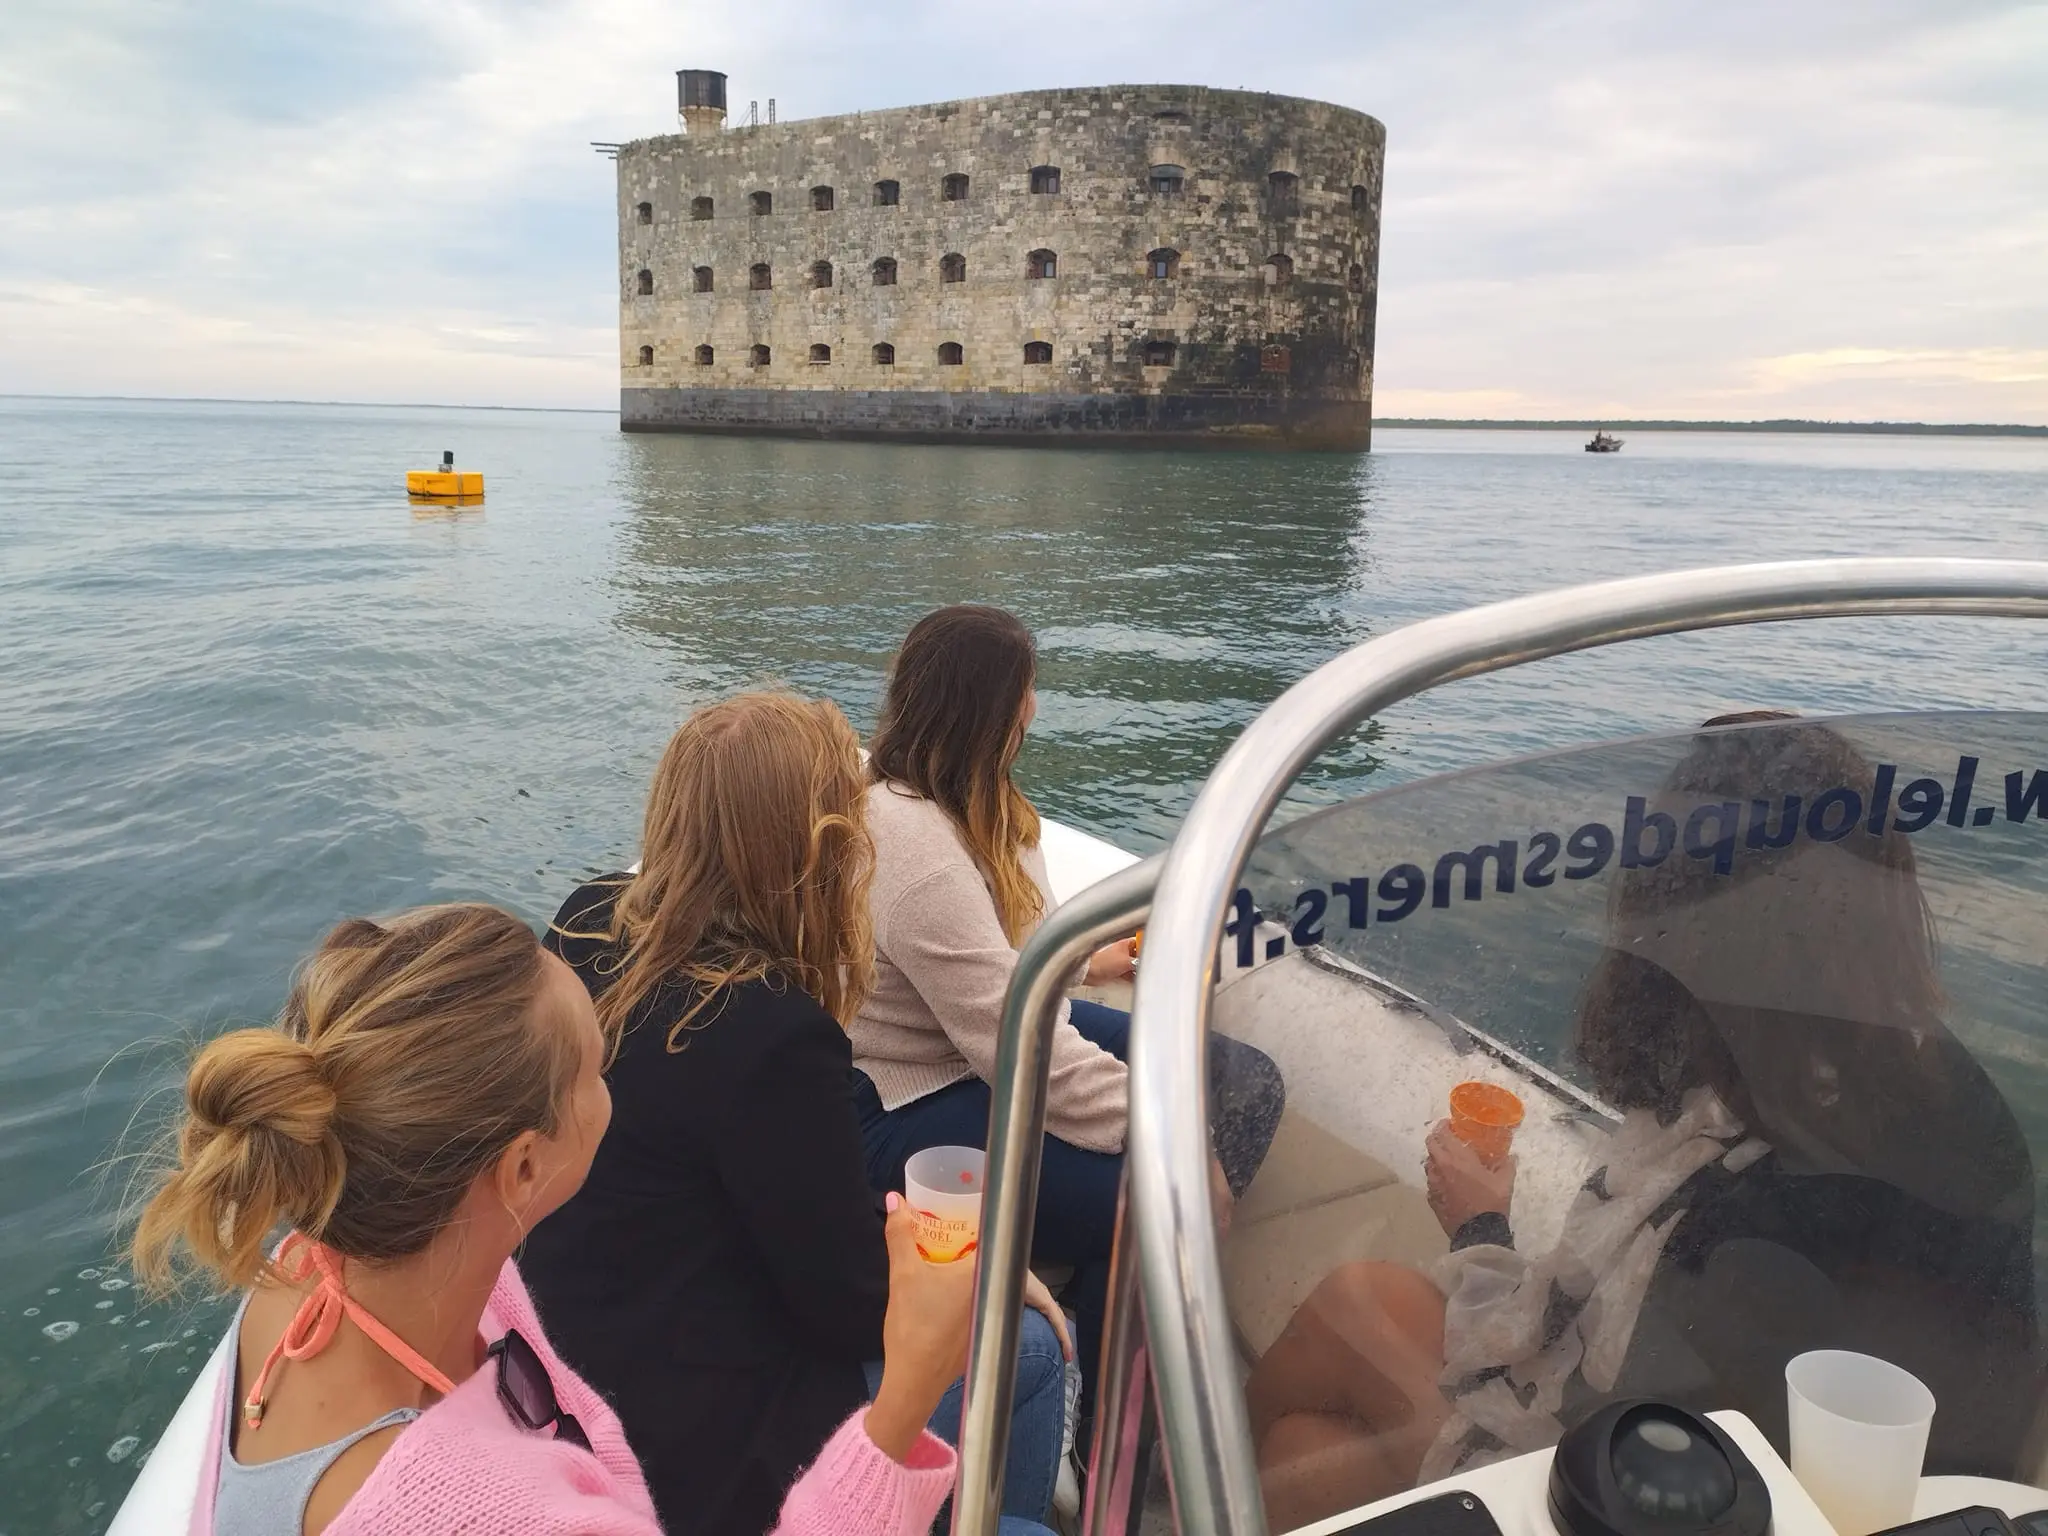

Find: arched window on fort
1349;263;1364;293
941;173;969;202
695;344;714;366
1149;164;1184;196
938;341;964;365
1147;248;1179;280
749;344;771;367
638;345;654;366
1351;183;1368;212
1143;339;1177;367
809;343;832;364
872;342;895;365
874;180;900;206
749;262;772;290
1027;249;1057;280
749;190;772;216
1264;252;1294;288
1030;165;1061;194
693;266;713;292
691;196;713;220
940;252;966;283
1023;341;1053;365
636;202;653;224
635;269;653;295
1267;170;1299;211
811;185;834;212
811;261;834;289
872;257;898;286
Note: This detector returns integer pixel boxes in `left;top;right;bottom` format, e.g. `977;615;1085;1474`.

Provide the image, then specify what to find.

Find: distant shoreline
5;397;2043;438
1377;417;2047;438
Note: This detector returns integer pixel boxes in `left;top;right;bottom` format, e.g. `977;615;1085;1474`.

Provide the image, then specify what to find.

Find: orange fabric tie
243;1233;458;1430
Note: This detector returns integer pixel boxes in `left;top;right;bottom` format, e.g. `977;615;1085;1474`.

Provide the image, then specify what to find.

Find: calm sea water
2;395;2045;1529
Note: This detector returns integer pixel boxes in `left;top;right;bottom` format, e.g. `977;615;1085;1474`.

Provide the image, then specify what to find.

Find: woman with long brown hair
520;691;1071;1536
850;605;1287;1424
1243;712;2037;1531
133;902;1008;1536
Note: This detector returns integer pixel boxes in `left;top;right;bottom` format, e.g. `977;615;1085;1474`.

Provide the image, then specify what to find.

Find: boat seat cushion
1220;1108;1448;1359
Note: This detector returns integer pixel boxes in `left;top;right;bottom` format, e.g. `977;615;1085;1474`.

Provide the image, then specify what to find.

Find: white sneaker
1055;1455;1081;1522
1054;1308;1084;1526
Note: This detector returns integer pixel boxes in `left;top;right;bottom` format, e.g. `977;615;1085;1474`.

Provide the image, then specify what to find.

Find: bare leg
1245;1262;1451;1528
1259;1413;1407;1534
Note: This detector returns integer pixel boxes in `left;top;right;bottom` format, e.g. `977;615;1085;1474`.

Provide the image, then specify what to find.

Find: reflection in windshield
1223;711;2045;1531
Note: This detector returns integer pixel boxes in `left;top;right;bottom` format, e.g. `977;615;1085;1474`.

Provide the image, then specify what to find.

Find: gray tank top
212;1296;422;1536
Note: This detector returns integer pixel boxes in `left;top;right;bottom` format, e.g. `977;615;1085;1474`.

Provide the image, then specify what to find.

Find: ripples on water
1;396;2044;1527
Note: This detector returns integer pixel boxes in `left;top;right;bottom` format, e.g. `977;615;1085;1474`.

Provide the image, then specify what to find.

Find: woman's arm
885;862;1130;1153
771;1200;971;1536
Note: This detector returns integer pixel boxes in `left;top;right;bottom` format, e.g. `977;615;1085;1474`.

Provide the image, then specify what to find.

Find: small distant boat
1584;430;1624;453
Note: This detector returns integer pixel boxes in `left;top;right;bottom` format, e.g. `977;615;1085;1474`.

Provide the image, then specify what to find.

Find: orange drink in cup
1448;1081;1524;1168
903;1145;985;1263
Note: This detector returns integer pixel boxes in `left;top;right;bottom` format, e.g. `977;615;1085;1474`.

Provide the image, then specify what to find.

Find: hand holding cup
865;1193;977;1462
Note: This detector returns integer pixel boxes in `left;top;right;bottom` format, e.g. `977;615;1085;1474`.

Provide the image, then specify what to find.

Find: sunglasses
487;1328;591;1452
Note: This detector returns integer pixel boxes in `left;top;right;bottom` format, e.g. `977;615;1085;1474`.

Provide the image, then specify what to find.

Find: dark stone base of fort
619;388;1372;451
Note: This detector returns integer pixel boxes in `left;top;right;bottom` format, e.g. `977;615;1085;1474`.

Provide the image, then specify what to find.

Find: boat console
956;559;2048;1536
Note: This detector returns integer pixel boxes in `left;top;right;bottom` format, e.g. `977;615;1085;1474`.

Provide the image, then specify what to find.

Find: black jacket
522;877;890;1536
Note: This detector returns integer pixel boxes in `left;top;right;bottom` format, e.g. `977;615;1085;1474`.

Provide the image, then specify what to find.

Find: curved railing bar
1125;557;2048;1536
954;853;1160;1536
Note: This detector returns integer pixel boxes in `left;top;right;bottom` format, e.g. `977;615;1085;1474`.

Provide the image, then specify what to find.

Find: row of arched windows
647;172;1371;223
635;340;1178;368
635;251;1364;294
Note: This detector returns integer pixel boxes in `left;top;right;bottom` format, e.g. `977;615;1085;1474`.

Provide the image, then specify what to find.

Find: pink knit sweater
192;1258;957;1536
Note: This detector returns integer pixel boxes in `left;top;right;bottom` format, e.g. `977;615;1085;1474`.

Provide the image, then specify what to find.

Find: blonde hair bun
188;1031;339;1146
132;904;565;1295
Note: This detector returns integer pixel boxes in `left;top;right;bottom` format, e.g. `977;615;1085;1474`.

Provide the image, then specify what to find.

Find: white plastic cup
1785;1349;1936;1536
903;1145;985;1264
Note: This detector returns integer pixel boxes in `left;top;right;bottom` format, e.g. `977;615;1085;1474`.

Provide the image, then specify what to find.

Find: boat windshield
1215;709;2047;1531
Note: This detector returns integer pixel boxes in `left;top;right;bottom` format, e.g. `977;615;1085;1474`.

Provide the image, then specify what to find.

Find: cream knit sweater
851;782;1130;1154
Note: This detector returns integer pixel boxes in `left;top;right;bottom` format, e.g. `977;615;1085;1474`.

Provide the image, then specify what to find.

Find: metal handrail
953;557;2048;1536
1127;557;2048;1536
954;853;1160;1536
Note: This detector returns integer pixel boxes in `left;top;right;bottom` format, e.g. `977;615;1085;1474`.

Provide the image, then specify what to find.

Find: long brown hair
131;905;573;1294
869;605;1044;942
1576;709;2031;1232
1576;711;1945;1122
579;692;875;1051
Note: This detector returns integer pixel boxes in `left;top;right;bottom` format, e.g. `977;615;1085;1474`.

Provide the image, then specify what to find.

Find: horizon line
1380;416;2047;436
0;392;616;415
3;395;2044;436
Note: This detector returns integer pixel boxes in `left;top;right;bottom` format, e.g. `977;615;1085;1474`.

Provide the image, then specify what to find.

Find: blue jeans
854;1000;1285;1420
862;1305;1066;1526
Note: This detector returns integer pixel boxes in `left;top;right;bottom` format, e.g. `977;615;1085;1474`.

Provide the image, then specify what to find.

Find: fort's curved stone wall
616;85;1383;448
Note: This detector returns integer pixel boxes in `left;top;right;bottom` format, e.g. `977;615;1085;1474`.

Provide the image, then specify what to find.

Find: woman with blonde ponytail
520;691;1070;1536
851;604;1286;1428
137;900;1026;1536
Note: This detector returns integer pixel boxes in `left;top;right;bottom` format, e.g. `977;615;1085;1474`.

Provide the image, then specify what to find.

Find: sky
0;0;2043;422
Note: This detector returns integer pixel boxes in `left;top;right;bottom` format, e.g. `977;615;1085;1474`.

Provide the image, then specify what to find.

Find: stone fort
615;74;1384;449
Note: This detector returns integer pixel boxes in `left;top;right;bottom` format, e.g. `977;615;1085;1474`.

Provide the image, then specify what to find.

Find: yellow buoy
407;452;483;500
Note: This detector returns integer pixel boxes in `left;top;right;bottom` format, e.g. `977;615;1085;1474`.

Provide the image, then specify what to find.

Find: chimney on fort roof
677;70;728;134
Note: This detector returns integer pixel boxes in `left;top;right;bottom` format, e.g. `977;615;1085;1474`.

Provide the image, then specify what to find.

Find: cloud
1752;349;2048;390
0;0;2043;420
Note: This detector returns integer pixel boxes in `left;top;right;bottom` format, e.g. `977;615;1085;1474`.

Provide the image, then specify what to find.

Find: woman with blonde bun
134;901;1013;1536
